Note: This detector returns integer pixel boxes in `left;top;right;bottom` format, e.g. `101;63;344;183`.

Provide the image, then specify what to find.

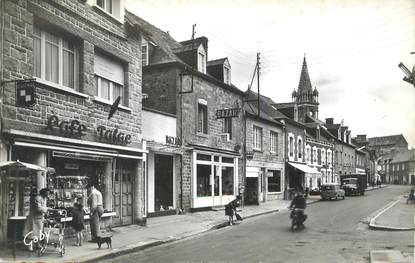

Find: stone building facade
130;14;244;211
0;0;146;245
244;91;285;204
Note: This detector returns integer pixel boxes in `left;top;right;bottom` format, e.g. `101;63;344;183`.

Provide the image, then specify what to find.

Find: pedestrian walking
87;183;103;241
406;189;414;204
72;197;85;246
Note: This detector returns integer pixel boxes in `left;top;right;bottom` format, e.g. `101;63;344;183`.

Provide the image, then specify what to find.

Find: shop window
197;153;211;161
197;100;208;134
222;157;234;164
197;164;211;197
222;166;234;195
253;126;263;151
33;26;78;90
214;156;219;162
94;53;125;106
267;170;281;192
97;0;112;13
270;131;278;153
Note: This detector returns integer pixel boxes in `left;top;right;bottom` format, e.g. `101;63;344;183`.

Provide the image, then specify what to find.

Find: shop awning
13;141;143;160
288;162;320;174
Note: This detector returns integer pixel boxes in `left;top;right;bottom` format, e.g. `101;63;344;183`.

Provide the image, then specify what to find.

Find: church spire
297;54;313;92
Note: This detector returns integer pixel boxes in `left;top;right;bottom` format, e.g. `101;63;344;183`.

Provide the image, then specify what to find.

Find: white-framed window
313;148;317;163
33;26;78;90
270;131;278;153
94;53;125;105
223;117;232;140
93;0;124;21
306;146;311;163
327;150;332;165
253;126;263;151
97;0;112;14
142;43;149;66
224;66;230;84
289;137;294;157
321;149;326;165
197;99;208;134
297;137;303;159
197;45;206;73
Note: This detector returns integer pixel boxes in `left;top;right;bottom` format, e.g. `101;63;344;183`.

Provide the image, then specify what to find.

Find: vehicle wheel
342;195;345;200
335;195;338;200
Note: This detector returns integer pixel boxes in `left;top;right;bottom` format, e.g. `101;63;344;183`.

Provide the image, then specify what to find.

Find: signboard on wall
215;108;240;119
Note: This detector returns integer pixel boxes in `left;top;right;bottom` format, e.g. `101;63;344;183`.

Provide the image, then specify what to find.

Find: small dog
96;235;112;249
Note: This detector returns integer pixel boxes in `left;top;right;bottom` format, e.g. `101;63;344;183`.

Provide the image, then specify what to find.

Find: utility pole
257;53;260;117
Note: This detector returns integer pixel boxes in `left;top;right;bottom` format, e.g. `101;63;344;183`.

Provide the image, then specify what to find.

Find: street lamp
398;52;415;88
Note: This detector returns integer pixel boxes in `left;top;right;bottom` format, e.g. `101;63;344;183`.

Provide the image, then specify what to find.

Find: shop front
192;151;239;209
0;128;146;246
287;162;320;192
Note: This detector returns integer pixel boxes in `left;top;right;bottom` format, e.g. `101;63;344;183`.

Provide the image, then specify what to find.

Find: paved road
103;185;413;263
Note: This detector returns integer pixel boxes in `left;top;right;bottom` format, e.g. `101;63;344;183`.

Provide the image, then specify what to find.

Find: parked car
320;184;345;200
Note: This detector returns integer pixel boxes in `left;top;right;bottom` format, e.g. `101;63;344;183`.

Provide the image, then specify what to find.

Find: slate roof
125;10;182;64
125;10;244;95
244;90;287;125
368;134;408;147
272;102;295;109
207;58;228;67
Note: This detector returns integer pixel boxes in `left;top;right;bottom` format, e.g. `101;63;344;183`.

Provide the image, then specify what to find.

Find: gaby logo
23;230;51;251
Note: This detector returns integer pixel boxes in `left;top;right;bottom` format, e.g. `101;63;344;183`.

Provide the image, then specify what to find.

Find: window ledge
34;78;88;98
93;96;131;112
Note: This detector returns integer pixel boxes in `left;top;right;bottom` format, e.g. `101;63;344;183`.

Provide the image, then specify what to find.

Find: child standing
72;198;85;246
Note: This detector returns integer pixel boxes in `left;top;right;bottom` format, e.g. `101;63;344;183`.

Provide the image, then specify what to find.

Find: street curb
368;196;415;231
78;199;321;263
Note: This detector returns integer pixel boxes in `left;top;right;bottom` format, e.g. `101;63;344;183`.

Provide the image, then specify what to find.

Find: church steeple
298;55;313;93
294;54;319;123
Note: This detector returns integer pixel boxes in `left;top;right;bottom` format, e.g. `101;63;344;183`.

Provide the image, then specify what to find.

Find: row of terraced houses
1;0;413;245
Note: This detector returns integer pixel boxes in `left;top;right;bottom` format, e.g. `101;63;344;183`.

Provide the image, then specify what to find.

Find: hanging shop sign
16;80;36;107
97;126;132;145
47;115;87;137
216;108;240;119
166;135;181;146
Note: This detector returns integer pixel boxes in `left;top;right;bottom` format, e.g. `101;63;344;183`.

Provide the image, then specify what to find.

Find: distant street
103;185;413;263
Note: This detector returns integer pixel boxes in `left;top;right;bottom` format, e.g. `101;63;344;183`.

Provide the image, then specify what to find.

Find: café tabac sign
47;115;131;145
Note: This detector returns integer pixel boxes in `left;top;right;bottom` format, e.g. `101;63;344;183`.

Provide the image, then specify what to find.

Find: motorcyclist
289;190;307;224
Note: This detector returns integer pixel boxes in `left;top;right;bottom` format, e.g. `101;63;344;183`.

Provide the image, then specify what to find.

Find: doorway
154;154;174;211
113;160;134;226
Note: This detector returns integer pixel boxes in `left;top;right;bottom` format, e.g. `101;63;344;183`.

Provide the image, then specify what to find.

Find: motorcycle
290;208;307;231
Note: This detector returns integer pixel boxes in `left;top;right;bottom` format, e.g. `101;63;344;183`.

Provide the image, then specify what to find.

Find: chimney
325;118;334;125
356;134;367;142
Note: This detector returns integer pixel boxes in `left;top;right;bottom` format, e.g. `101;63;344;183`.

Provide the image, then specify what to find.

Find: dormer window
142;43;148;66
197;45;206;73
224;66;230;85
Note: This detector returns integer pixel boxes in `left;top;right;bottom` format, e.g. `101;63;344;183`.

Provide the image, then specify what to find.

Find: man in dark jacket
289;191;307;223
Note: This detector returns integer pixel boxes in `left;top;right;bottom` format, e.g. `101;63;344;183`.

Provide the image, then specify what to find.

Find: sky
126;0;415;148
